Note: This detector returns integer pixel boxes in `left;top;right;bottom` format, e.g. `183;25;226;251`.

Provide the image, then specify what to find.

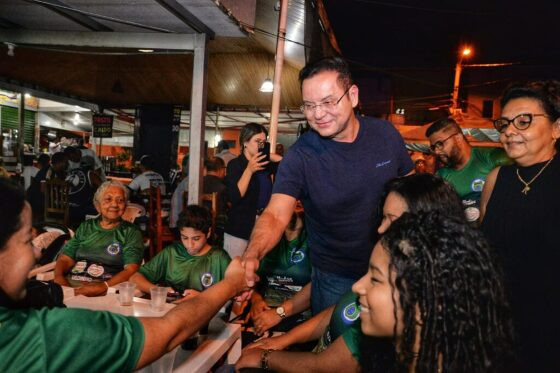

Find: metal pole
268;0;289;154
451;61;463;114
34;113;40;154
17;93;25;165
187;33;209;205
215;107;220;150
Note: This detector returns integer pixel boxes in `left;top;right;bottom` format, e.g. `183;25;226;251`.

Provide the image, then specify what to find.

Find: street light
451;46;473;114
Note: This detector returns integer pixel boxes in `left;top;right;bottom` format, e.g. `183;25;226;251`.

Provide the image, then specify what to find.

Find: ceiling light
259;78;274;93
138;49;154;53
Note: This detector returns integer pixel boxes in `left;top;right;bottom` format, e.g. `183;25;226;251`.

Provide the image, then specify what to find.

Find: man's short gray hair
93;180;129;206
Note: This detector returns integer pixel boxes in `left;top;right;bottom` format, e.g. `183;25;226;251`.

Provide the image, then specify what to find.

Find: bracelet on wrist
261;349;273;370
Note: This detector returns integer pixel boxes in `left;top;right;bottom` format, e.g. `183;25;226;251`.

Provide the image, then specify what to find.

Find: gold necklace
516;157;554;195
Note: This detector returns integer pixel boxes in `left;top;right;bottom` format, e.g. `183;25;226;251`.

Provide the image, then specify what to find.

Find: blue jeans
311;266;357;315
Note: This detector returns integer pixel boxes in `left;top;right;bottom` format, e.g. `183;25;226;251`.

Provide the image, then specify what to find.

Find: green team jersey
437;147;511;221
257;230;311;307
0;306;144;373
314;291;362;361
138;242;231;293
63;219;144;283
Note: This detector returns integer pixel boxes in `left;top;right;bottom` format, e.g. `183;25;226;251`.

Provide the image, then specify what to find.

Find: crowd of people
0;55;558;372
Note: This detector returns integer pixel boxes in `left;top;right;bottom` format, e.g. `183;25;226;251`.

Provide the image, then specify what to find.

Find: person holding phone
223;123;282;258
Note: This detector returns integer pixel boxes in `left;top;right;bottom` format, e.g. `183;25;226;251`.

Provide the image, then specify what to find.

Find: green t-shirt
62;219;144;283
256;230;311;307
437;147;511;221
138;242;231;293
314;291;362;361
0;306;144;373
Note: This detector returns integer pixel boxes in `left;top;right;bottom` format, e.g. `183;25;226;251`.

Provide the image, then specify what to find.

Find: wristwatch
275;306;286;318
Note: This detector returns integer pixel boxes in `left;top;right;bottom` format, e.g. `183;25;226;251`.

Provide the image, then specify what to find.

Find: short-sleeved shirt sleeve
341;318;363;361
62;223;85;260
127;175;143;191
272;147;306;200
121;225;144;266
0;306;144;373
138;248;171;284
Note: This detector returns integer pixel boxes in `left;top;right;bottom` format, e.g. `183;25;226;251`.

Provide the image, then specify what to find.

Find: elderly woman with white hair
54;180;144;297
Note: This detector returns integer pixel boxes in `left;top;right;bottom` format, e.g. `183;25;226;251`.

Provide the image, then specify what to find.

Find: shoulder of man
359;116;402;137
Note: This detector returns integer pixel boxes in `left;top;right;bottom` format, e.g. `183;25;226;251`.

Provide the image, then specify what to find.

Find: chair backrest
122;203;146;223
43;179;69;225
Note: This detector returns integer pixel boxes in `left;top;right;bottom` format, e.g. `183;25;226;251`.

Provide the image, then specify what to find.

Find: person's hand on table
245;335;288;351
172;289;200;304
75;282;108;297
253;308;282;336
235;347;265;372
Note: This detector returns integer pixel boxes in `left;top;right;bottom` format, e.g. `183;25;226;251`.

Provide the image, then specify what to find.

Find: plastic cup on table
116;282;136;306
150;286;168;311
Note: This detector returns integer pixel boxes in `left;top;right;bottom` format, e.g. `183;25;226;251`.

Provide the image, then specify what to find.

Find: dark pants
310;266;356;315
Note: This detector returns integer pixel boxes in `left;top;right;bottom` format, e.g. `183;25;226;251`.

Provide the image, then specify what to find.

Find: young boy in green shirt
130;205;231;302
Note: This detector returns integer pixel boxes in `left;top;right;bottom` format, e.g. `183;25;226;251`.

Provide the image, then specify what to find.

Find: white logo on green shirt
106;242;121;256
201;273;214;288
471;178;485;192
342;302;361;324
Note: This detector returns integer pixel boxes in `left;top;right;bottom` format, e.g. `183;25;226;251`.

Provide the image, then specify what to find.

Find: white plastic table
63;290;241;372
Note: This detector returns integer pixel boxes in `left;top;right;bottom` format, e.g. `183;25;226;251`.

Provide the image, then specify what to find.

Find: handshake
223;256;260;299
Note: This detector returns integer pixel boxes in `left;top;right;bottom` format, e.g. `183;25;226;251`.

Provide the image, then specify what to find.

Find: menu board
92;114;114;138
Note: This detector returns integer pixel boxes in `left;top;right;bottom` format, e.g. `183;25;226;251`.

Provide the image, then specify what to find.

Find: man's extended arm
242;193;297;287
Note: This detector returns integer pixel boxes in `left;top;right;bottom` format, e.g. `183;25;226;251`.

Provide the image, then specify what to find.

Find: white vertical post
188;33;209;205
269;0;289;153
17;93;25;164
452;62;463;114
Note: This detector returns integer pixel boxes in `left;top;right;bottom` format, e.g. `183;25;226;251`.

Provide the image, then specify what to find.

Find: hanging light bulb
260;55;274;93
260;78;274;93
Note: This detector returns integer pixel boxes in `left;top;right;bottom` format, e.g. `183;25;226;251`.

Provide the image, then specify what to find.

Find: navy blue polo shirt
273;116;413;278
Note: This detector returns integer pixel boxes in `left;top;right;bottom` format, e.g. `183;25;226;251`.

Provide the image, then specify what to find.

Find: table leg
226;337;242;364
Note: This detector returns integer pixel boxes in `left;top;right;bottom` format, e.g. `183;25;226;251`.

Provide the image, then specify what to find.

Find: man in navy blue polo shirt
242;57;414;314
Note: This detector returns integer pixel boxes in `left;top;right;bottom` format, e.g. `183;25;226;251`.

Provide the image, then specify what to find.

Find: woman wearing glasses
480;80;560;372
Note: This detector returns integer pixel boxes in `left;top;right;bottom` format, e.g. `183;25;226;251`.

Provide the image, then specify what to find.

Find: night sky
323;0;560;120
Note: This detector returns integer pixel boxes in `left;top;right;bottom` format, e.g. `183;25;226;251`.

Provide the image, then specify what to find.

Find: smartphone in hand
259;141;271;163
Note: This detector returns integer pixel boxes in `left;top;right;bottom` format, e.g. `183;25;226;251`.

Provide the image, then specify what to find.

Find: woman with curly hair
353;211;515;372
480;80;560;371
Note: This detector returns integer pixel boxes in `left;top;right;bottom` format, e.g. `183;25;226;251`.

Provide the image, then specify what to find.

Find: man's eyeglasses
429;132;459;152
300;86;351;114
493;113;548;133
